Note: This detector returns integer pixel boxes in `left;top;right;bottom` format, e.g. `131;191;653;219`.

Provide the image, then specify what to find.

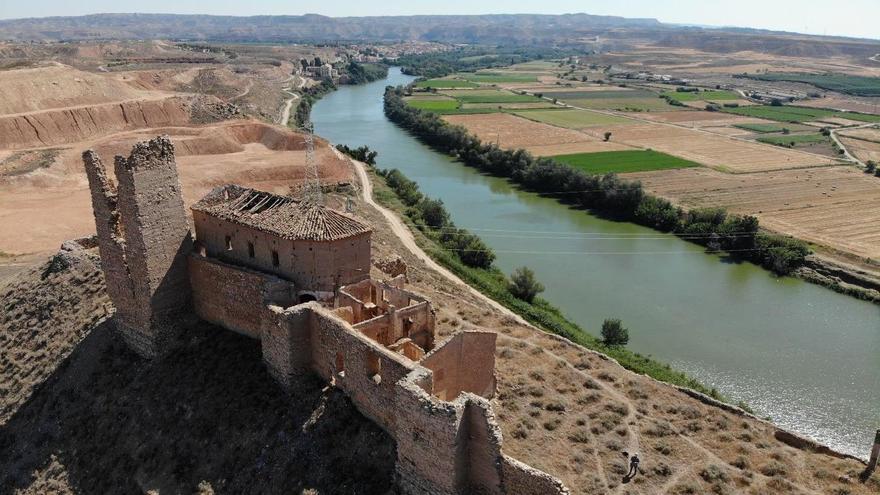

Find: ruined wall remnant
82;136;192;357
81;136;569;494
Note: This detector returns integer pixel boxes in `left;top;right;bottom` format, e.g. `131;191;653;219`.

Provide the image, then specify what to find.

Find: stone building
83;136;569;495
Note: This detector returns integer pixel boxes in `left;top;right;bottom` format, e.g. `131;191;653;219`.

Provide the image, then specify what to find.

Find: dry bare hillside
1;181;877;493
0;243;396;495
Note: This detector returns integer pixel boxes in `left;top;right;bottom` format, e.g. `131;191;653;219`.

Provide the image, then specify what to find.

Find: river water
312;67;880;459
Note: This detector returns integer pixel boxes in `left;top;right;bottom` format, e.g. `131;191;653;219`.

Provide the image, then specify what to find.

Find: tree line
384;86;810;274
395;46;579;78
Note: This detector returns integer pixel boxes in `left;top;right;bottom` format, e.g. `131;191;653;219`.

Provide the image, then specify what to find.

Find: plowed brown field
626;166;880;259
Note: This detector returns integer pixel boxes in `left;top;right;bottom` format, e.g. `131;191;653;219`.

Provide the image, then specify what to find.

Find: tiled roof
192;185;371;241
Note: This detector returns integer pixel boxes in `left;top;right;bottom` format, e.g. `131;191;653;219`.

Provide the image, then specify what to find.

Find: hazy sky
1;0;878;40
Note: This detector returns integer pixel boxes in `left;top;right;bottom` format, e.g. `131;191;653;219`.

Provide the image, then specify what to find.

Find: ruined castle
82;136;569;494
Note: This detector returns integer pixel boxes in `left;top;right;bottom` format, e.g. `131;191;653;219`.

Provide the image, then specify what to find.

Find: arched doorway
298;293;317;304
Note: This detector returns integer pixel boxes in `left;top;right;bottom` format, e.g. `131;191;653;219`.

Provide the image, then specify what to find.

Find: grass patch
512;108;630;128
414;78;479;89
552;150;701;174
367;167;725;401
662;90;739;102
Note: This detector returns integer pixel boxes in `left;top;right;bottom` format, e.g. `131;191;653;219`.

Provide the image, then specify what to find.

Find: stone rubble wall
82;136;192;358
421;331;497;401
189;253;295;338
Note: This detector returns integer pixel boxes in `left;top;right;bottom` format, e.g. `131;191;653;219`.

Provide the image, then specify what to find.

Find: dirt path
279;90;299;126
829;122;876;167
350;158;529;326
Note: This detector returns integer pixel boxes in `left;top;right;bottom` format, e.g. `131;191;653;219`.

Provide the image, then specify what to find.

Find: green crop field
662;90;739;102
565;97;678;112
455;72;538;83
441;89;541;104
406;99;461;112
723;105;880;123
414;79;479;89
757;133;829;146
512;108;631;128
551;150;702;174
741;73;880;97
733;123;814;133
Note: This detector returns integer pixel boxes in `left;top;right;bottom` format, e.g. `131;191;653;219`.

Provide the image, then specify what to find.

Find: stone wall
500;455;570;495
421;331;497;401
188;253;295;338
261;304;312;387
82;136;192;358
307;306;417;433
193;211;372;295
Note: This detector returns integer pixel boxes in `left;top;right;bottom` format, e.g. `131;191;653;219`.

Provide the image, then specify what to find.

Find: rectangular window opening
367;351;382;384
247;241;255;258
272;250;279;267
225;235;232;251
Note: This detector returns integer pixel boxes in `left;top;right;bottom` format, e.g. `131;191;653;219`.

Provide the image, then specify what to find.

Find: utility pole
302;121;322;205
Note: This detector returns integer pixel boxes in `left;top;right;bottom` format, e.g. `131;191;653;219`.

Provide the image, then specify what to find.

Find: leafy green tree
508;266;545;303
601;319;629;346
603;131;612;142
865;161;877;174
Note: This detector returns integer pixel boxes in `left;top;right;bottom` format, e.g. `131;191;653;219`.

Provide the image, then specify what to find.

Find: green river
312;67;880;459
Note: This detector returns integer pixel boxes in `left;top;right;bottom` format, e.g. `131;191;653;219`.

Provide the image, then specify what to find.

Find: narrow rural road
279;90;299;126
829;122;876;167
349;158;530;326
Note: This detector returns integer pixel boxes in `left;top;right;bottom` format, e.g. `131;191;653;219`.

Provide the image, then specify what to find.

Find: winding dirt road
349;158;529;326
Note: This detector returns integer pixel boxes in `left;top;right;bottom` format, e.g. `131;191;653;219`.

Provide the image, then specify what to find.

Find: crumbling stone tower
83;136;193;358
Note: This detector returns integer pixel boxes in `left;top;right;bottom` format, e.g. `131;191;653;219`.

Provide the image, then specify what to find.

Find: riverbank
311;67;880;459
358;158;730;402
385;86;880;303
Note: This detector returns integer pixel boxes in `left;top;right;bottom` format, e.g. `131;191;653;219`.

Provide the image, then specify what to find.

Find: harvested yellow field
637;110;769;127
582;122;836;172
442;113;632;155
626;166;880;259
801;96;880;115
840;136;880;163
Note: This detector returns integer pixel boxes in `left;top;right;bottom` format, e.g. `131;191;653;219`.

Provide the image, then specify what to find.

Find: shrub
508;266;545;303
866;161;877;174
601;318;629;346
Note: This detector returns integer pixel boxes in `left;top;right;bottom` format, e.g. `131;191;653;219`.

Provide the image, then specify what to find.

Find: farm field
627;165;880;260
440;89;541;103
413;78;478;89
740;72;880;97
461;102;554;110
757;133;828;145
734;123;816;133
661;90;739;102
454;71;538;84
724;105;880;123
637;110;770;128
512;108;631;128
800;96;880;115
839;136;880;163
442;112;633;155
581;122;836;172
838;127;880;143
565;96;679;112
552;149;700;174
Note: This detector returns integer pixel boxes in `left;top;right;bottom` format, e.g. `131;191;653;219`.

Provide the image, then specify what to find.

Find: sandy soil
0;121;353;255
625;165;880;260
